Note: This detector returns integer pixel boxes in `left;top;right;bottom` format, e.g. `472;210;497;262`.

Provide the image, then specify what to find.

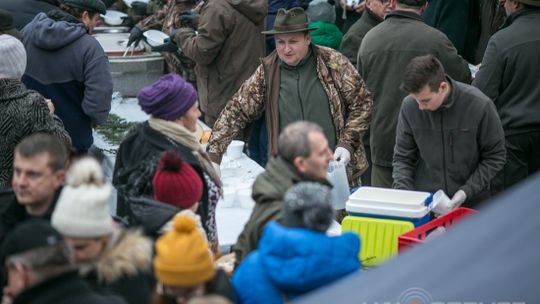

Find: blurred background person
153;214;235;304
52;158;153;304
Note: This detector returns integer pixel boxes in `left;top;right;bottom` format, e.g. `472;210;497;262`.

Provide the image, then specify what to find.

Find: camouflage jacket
208;45;373;183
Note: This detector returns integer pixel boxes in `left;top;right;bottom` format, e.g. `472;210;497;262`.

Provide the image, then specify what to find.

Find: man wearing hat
207;7;373;186
21;0;113;154
1;220;126;304
473;0;540;192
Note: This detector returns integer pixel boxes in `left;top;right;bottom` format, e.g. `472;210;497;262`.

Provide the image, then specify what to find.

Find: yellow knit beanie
154;215;215;287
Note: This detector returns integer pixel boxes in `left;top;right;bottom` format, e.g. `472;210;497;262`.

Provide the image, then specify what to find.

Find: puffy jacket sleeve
207;65;266;163
392;99;418;190
459;101;506;198
82;45;113;125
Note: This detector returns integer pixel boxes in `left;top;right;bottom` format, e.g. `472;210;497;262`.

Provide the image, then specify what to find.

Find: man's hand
127;25;144;47
180;10;200;29
333;147;351;165
151;38;178;53
449;190;467;209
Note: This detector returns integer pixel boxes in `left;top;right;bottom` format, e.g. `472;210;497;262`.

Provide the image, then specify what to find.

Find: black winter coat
13;271;127;304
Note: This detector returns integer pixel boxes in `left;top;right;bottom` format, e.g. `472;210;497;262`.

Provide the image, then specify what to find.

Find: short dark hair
400;55;446;94
277;121;324;163
59;3;99;19
15;133;68;171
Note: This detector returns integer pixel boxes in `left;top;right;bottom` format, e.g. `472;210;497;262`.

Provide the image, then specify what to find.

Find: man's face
12;152;64;212
501;0;520;16
366;0;392;19
410;82;448;111
295;132;333;180
275;32;311;66
81;11;100;33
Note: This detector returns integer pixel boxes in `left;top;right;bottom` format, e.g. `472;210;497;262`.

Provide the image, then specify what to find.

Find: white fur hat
52;157;113;238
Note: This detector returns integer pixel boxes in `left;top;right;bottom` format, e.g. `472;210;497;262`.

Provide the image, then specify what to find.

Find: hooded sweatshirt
232;222;361;304
21;11;112;152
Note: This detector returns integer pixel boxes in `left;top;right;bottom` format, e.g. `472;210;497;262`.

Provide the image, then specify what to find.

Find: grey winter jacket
473;9;540;136
393;78;506;203
359;10;471;168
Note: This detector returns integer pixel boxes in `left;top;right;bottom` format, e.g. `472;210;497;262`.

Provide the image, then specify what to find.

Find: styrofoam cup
431;190;452;215
226;140;244;160
238;188;255;209
221;188;236;208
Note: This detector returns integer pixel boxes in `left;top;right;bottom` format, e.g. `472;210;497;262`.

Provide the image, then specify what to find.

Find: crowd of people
0;0;539;302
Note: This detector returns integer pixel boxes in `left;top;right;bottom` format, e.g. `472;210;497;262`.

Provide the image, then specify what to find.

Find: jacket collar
439;76;456;110
501;8;540;29
385;10;423;22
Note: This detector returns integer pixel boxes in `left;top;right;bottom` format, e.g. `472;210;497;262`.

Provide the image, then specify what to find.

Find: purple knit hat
138;73;197;121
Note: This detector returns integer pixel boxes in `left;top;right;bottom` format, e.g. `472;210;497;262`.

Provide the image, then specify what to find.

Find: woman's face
176;101;201;133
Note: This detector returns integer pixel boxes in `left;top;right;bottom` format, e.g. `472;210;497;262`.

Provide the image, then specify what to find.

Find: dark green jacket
232;156;330;266
473;9;540;135
393;78;505;206
340;8;382;67
359;10;471;167
423;0;480;63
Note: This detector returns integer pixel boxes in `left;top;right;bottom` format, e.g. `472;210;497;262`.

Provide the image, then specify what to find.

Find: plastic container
398;207;477;252
143;30;169;47
326;161;349;210
342;216;414;266
346;187;432;227
102;10;127;26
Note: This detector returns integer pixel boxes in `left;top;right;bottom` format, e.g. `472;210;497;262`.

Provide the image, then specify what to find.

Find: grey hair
277;121;324;163
282;182;334;232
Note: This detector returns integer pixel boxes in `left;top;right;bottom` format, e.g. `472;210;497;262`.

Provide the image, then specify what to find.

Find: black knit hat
60;0;107;15
0;9;22;40
0;220;63;260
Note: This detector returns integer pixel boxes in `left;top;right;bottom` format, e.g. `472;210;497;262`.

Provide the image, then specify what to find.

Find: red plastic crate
398;207;477;252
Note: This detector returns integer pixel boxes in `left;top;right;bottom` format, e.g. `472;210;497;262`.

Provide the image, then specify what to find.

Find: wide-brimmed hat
517;0;540;6
262;7;318;35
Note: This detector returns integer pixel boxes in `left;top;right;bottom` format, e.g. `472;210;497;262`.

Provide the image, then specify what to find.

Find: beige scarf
148;117;222;189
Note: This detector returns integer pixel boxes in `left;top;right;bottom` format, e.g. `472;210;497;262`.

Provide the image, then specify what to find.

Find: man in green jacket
393;55;505;209
358;0;471;188
207;7;372;185
233;121;333;266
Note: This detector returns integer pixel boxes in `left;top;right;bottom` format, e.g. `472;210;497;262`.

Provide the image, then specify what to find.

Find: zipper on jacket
441;112;449;193
295;70;305;120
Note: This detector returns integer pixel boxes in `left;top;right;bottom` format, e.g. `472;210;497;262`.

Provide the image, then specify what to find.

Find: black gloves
127;25;143;47
180;10;199;29
152;30;179;53
151;38;179;53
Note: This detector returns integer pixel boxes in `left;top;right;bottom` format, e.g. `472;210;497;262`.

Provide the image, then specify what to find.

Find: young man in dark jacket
21;0;113;154
473;0;540;192
358;0;471;188
393;55;505;209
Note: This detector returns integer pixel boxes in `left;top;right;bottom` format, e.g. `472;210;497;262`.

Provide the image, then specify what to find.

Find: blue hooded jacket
232;222;361;304
22;11;112;152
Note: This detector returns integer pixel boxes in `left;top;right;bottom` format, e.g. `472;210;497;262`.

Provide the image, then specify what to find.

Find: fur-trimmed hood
91;228;152;284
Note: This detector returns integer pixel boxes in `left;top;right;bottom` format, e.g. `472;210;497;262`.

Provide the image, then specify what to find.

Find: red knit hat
153;150;203;209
